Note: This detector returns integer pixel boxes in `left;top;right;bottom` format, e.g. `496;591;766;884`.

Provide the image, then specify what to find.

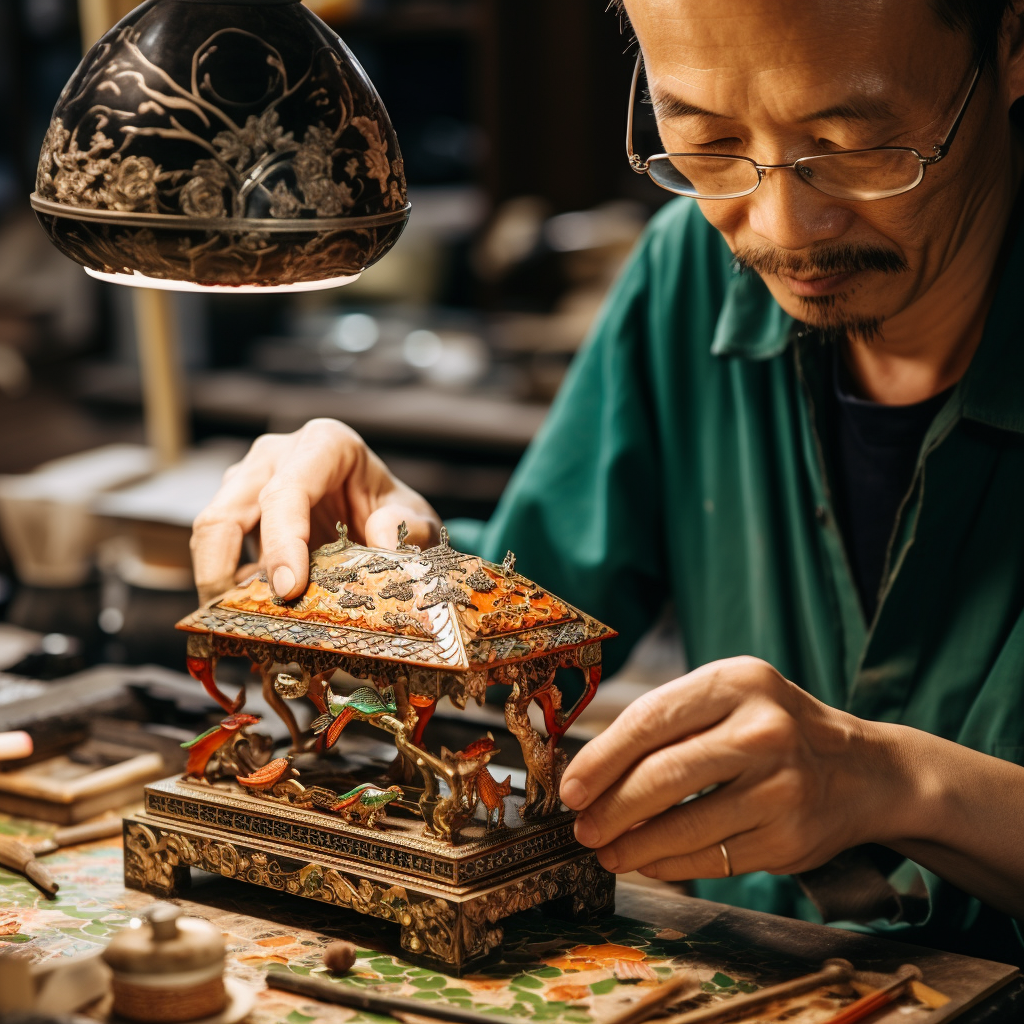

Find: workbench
1;813;1020;1024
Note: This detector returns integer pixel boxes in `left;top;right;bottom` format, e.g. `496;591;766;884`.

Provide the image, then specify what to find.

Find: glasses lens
648;155;760;198
794;149;924;200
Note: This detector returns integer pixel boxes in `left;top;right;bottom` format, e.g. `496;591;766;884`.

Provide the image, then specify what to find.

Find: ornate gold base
123;776;615;972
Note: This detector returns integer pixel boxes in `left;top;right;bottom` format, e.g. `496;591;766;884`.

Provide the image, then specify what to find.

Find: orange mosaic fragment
255;935;299;947
546;984;591;1002
570;943;646;961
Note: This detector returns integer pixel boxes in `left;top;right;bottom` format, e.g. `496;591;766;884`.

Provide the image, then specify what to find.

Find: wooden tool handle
661;960;853;1024
53;817;123;846
0;836;59;897
607;973;700;1024
267;971;520;1024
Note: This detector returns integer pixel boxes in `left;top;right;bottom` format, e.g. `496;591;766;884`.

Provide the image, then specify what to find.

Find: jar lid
103;905;225;975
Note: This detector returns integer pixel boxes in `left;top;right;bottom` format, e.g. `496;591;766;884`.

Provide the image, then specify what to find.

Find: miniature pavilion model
122;525;617;970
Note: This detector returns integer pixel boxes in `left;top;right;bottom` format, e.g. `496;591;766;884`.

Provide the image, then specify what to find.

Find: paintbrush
819;966;921;1024
657;959;853;1024
0;835;59;897
605;972;701;1024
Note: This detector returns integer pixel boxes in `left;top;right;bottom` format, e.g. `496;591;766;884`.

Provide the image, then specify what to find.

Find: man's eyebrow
798;97;897;123
649;90;724;123
648;91;897;125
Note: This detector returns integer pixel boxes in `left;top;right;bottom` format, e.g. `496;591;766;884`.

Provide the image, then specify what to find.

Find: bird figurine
235;756;295;791
181;713;261;777
329;782;404;827
309;685;398;752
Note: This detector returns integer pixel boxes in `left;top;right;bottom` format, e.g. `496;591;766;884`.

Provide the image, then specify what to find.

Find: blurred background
0;0;682;758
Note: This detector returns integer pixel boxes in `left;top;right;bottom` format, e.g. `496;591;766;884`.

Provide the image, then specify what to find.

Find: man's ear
1000;0;1024;106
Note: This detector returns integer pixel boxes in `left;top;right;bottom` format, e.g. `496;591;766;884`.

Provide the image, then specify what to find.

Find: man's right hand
191;418;441;604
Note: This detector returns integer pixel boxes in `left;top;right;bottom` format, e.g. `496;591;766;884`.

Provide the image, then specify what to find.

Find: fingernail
0;730;32;759
272;566;296;599
598;846;619;871
561;777;587;809
574;815;599;847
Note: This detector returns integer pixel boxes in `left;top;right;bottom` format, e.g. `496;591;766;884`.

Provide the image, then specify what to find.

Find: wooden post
132;289;188;468
79;0;189;467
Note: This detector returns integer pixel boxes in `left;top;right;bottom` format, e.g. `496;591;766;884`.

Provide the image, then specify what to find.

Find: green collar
710;221;1024;436
710;267;793;361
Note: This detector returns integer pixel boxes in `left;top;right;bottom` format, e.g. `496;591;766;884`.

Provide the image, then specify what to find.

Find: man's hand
191;419;441;604
560;656;908;880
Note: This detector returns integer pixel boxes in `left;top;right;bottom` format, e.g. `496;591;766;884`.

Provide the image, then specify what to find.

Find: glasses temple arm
925;63;982;163
626;51;647;172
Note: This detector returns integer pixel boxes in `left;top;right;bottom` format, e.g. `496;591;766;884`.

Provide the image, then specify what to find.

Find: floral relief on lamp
30;0;410;292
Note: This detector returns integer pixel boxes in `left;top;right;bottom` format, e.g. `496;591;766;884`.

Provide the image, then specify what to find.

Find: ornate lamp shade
30;0;410;292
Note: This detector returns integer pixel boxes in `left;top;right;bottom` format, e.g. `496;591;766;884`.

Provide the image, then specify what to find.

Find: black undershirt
829;352;952;619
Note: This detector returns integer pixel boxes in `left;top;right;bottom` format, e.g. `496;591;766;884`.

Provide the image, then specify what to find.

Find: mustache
732;243;909;278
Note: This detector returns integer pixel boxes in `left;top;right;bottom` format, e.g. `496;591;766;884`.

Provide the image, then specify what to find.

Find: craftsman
192;0;1024;962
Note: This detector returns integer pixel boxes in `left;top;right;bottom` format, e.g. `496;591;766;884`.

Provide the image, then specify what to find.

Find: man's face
625;0;1017;338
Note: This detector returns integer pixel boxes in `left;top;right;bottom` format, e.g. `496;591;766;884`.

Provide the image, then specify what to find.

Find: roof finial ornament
502;550;516;577
396;521;418;552
439;526;451;549
312;522;353;558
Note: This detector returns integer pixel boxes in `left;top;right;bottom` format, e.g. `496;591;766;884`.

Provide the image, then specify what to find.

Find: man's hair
608;1;1012;67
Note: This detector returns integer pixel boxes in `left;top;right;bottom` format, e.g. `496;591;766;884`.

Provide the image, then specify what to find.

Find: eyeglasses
626;55;981;201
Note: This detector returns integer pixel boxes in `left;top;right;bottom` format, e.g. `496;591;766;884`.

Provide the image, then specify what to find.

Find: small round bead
323;940;357;973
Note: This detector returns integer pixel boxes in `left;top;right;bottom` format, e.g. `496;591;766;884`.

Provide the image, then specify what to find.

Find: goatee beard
732;242;909;343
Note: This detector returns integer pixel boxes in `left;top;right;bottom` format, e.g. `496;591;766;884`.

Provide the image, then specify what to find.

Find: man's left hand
559;656;906;880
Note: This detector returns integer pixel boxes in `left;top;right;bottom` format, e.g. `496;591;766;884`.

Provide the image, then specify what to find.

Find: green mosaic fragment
411;976;447;990
511;975;545;989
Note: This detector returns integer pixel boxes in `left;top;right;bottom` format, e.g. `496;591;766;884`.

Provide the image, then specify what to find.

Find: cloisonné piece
126;525;617;970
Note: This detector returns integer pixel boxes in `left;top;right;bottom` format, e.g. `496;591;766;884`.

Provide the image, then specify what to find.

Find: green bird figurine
309;685;398;752
330;782;403;827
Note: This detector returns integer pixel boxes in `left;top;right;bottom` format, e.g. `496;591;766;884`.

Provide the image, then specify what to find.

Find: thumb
364;504;440;551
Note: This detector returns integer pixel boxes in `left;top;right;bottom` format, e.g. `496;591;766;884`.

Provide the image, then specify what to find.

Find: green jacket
449;198;1024;962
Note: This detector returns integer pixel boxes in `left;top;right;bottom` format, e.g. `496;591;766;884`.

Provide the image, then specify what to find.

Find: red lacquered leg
408;695;437;747
186;656;245;714
539;664;603;746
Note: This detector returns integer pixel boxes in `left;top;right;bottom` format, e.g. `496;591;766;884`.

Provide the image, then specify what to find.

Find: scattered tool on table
28;815;124;854
660;959;854;1024
268;970;524;1024
821;965;922;1024
605;971;701;1024
0;834;59;897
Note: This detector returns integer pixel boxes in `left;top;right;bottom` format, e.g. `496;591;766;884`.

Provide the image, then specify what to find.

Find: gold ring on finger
719;841;733;878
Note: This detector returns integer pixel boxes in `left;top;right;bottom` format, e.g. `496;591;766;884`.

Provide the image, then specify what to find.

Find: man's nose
745;166;853;250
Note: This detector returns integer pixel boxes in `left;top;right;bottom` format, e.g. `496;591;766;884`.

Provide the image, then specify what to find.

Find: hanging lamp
30;0;409;292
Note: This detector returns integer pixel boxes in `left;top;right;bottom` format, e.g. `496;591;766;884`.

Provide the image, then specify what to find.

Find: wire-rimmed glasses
626;55;981;201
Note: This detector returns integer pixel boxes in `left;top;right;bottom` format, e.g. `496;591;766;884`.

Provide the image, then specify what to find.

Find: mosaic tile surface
0;816;952;1024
